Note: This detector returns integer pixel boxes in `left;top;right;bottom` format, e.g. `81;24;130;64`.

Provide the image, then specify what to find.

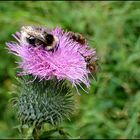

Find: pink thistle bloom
6;27;97;90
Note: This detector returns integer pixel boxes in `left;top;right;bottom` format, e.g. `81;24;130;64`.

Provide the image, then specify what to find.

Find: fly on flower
68;32;86;45
21;26;59;51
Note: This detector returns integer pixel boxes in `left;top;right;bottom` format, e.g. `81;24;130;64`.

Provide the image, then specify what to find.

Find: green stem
32;125;41;139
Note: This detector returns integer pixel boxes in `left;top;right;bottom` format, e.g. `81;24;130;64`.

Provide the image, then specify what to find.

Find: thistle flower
6;27;97;89
7;26;98;138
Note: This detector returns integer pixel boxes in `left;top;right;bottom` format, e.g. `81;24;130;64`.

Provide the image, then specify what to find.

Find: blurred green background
0;1;140;139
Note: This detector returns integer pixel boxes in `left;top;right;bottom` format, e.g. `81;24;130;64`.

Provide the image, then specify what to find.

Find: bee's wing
35;35;47;44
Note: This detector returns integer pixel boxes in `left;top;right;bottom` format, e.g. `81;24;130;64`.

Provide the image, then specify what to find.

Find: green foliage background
0;1;140;139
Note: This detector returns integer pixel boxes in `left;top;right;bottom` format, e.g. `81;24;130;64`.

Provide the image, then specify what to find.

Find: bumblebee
20;26;59;51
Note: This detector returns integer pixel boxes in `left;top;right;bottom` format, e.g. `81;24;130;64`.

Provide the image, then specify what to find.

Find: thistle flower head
6;27;97;87
13;76;74;127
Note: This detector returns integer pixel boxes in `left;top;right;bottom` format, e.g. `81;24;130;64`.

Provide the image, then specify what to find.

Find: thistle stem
32;125;41;139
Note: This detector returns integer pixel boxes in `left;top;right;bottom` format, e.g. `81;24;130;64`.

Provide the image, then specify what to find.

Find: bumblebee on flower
7;26;98;91
6;26;99;138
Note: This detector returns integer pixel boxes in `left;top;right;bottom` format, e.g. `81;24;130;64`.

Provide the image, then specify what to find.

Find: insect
85;56;100;74
20;26;59;51
68;31;99;76
68;31;86;45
